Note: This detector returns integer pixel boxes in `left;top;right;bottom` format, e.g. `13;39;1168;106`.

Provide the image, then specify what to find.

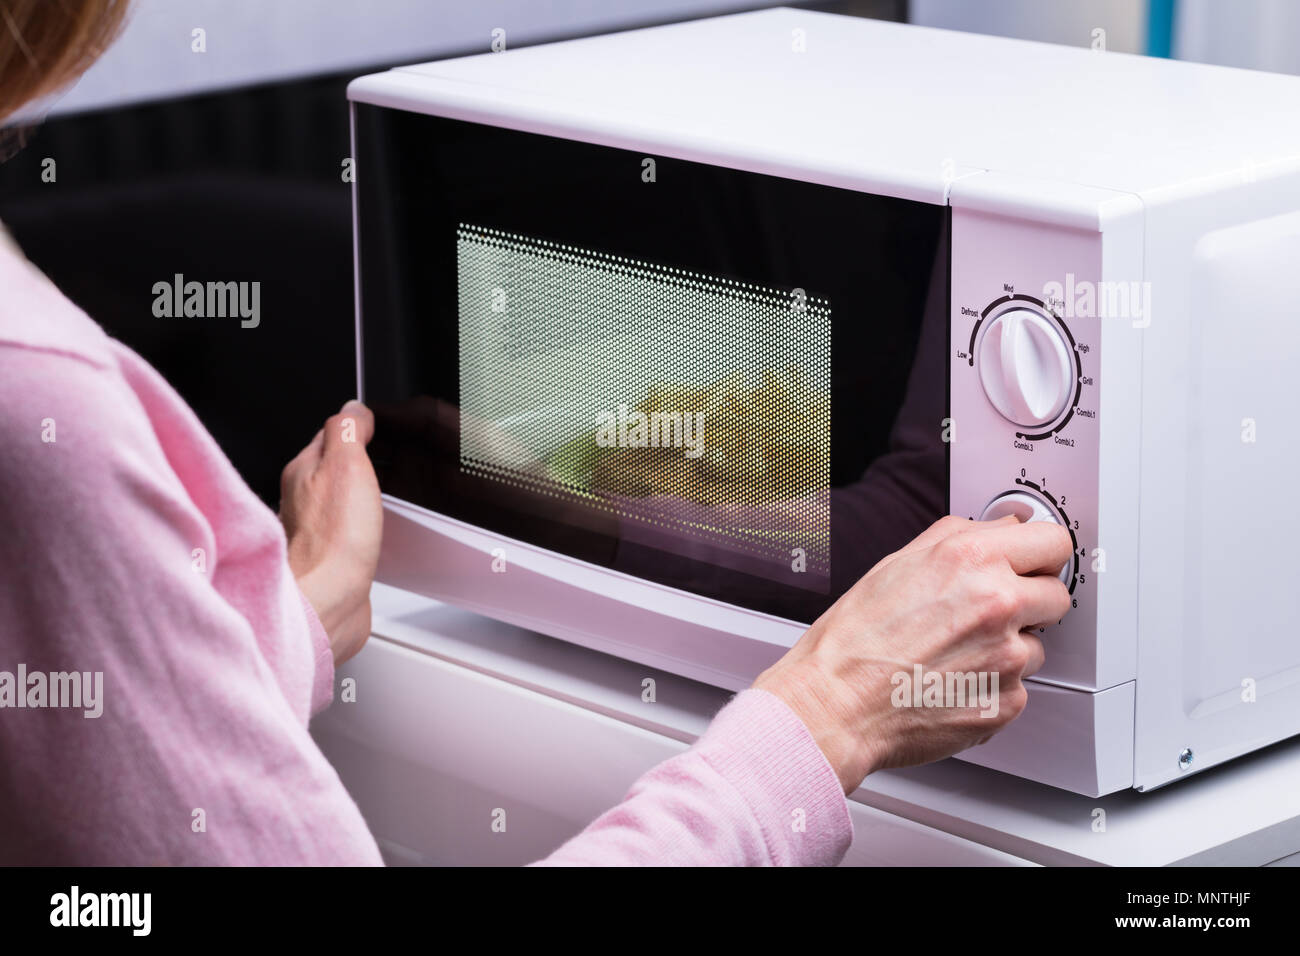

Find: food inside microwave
543;366;830;509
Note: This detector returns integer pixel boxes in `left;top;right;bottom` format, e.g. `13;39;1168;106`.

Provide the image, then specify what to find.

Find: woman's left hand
280;400;384;665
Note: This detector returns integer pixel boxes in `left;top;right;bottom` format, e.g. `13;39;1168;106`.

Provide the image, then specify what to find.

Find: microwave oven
348;8;1300;797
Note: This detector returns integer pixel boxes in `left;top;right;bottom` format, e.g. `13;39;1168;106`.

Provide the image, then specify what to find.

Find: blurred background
0;0;1295;504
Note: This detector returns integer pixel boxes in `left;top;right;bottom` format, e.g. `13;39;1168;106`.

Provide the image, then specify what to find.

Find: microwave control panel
950;208;1104;692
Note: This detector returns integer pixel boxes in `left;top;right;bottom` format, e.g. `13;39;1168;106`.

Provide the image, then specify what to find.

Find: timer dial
976;308;1073;428
979;490;1072;584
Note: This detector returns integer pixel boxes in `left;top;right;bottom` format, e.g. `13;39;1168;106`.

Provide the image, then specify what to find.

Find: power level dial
979;491;1072;584
976;308;1073;428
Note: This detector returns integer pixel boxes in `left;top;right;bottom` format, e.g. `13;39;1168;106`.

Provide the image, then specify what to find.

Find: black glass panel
356;104;948;624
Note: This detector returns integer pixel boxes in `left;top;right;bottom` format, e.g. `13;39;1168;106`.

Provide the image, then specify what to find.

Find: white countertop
367;582;1300;866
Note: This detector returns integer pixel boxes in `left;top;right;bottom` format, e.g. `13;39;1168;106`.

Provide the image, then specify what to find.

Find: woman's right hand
280;400;384;666
753;514;1073;793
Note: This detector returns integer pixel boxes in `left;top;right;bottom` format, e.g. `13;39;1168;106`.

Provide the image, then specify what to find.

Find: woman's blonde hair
0;0;128;121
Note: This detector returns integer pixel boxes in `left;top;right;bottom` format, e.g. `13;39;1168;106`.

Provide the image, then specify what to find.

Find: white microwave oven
348;8;1300;797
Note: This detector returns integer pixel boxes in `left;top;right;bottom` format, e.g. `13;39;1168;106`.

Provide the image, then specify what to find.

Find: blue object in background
1147;0;1176;57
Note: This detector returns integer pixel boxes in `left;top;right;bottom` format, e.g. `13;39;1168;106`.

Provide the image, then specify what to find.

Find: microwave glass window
456;224;832;591
356;106;948;624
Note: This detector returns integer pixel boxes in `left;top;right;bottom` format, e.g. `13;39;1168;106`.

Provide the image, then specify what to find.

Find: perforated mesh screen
457;223;831;581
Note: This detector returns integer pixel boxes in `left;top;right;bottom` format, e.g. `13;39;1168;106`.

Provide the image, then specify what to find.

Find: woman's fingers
972;519;1074;577
1019;632;1046;678
279;427;324;499
868;513;1018;577
909;514;1013;553
323;399;375;455
1010;573;1073;631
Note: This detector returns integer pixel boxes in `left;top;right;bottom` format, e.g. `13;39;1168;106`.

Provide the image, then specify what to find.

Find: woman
0;0;1070;866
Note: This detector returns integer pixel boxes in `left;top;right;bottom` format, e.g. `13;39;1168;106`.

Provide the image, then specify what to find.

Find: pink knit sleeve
535;688;853;866
0;347;381;864
297;587;337;717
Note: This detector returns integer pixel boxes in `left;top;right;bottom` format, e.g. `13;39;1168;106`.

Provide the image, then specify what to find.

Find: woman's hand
753;514;1073;793
280;400;384;665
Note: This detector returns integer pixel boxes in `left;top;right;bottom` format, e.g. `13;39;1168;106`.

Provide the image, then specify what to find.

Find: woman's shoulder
0;244;156;488
0;235;116;373
0;242;238;553
0;319;211;567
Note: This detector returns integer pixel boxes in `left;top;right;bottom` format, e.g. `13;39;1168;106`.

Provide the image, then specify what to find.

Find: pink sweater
0;239;852;866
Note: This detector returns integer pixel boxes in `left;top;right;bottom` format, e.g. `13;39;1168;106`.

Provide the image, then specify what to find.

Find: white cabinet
311;585;1300;866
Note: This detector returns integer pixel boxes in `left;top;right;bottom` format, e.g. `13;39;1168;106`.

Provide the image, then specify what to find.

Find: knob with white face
979;491;1072;584
976;309;1073;428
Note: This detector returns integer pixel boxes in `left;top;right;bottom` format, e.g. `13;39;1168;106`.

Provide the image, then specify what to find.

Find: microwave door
356;106;949;626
